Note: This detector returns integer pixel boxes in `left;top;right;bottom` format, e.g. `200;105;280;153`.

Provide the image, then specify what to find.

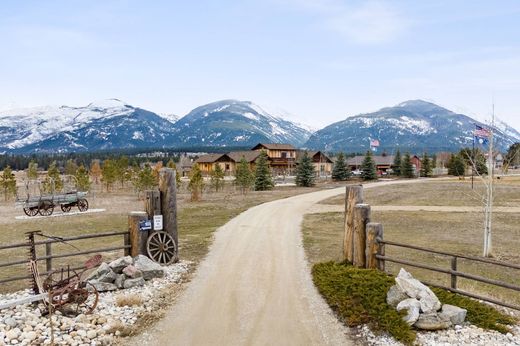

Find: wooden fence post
352;203;371;268
365;223;383;269
343;185;364;262
45;243;52;273
451;257;458;289
159;168;178;260
128;211;148;257
124;232;131;256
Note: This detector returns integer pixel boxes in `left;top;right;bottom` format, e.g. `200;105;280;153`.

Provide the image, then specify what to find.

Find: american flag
370;139;380;147
474;125;490;138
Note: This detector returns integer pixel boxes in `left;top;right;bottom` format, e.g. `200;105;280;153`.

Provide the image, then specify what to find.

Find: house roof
228;151;261;163
195;153;229;164
347;155;395;166
251;143;296;151
297;151;333;163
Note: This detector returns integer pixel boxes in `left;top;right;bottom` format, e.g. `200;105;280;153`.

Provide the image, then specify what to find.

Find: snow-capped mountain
0;99;313;153
305;100;520;153
0;99;177;153
170;100;313;147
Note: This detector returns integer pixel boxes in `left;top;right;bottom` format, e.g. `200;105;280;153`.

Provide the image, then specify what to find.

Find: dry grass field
303;177;520;307
0;181;322;293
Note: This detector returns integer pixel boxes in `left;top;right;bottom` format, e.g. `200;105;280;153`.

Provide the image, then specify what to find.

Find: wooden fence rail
342;184;520;311
0;230;130;286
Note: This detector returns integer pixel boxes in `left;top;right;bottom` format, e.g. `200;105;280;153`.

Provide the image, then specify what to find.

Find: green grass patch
312;261;416;344
312;262;517;345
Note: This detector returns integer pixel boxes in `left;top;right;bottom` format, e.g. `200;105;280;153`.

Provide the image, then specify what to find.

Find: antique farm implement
16;178;89;217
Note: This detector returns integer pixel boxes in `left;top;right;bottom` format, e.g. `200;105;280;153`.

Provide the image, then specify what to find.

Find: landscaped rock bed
387;269;467;330
0;259;191;345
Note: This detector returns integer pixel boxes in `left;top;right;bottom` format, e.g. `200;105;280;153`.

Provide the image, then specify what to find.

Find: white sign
153;215;163;231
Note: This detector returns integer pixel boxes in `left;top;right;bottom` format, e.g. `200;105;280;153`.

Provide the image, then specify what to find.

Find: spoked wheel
61;204;72;213
38;203;54;216
67;283;99;315
77;199;89;212
23;207;39;217
146;231;177;265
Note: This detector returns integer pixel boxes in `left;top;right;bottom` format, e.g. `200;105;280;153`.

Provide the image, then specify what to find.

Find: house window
225;164;230;170
281;152;287;159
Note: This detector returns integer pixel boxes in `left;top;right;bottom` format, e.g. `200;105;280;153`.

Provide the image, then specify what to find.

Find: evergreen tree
448;154;466;177
392;149;402;176
0;166;17;201
420;153;432;177
210;164;225;192
188;163;204;201
75;165;91;191
153;161;163;184
101;159;117;192
167;158;182;188
27;160;38;180
295;151;316;187
401;152;415;178
90;160;102;185
43;161;63;192
360;150;377;180
331;152;350;181
64;159;78;176
431;154;437;169
131;164;157;199
235;158;254;194
254;151;274;191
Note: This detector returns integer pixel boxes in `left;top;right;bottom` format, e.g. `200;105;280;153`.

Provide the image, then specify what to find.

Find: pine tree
235;158;254;194
254;151;274;191
101;159;117;192
420;153;432;177
27;160;38;180
448;154;466;177
167;158;182;188
401;152;415;178
431;154;437;169
0;165;17;201
64;159;78;176
43;161;63;192
210;164;225;192
153;161;163;184
332;152;350;181
360;150;377;180
188;163;204;201
295;151;316;187
75;165;91;191
90;160;102;185
392;149;402;176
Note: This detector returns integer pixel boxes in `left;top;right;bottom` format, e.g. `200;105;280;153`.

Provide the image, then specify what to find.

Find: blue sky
1;0;520;130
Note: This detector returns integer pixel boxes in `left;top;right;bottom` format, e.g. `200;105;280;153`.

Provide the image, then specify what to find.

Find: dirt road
133;179;434;346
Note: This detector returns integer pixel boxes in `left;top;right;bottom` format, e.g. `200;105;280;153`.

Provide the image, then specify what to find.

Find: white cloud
275;0;410;44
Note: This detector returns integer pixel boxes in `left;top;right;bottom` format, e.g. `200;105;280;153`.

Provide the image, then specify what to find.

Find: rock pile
387;268;467;330
88;255;165;292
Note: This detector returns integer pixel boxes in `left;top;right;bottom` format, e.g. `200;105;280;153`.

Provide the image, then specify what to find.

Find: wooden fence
0;231;131;287
343;184;520;311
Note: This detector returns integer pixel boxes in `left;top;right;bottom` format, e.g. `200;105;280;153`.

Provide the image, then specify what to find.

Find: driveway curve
133;179;434;346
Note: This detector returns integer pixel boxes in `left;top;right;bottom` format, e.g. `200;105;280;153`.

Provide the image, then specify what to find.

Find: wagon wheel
38;203;54;216
146;231;177;265
23;207;39;217
66;284;99;315
77;199;89;212
61;204;72;213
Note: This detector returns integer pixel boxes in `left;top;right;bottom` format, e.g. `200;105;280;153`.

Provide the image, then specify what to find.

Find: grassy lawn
0;184;320;293
321;177;520;207
304;178;520;310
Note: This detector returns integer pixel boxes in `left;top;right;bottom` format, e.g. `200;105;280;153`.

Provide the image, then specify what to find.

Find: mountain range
0;99;518;154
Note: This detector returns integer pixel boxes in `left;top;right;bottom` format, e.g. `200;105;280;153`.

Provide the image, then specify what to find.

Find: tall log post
343;185;364;262
159;168;178;261
128;211;148;257
365;223;383;269
352;203;371;268
145;190;161;224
